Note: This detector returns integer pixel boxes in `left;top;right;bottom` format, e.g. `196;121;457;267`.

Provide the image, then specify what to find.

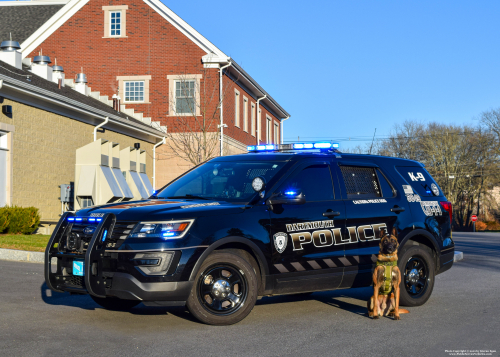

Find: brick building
0;0;290;185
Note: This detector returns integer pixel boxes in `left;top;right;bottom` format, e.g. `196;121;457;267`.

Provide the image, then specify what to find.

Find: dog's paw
394;315;400;321
373;316;379;320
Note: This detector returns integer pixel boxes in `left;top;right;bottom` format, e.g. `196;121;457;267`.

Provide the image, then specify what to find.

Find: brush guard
45;213;116;298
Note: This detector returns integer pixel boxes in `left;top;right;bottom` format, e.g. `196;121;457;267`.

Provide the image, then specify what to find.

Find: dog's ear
379;228;386;240
392;227;398;238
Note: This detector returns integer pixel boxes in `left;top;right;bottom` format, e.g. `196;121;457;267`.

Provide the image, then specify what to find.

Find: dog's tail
399;309;410;314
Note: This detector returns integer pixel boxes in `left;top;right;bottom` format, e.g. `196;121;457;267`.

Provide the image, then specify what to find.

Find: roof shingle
0;5;64;44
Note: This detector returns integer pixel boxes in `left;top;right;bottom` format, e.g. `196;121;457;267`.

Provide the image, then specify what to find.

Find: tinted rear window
396;166;442;197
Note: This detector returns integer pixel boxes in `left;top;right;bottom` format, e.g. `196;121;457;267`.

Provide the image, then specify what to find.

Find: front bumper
45;212;193;302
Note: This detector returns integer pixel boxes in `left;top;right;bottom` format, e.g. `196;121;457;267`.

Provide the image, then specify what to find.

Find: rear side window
377;170;395;198
340;166;381;199
279;164;334;201
396;166;442;197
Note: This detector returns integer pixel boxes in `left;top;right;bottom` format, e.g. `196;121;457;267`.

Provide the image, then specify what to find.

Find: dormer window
102;5;128;38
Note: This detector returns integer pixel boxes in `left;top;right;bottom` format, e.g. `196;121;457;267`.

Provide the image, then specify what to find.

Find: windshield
156;161;286;202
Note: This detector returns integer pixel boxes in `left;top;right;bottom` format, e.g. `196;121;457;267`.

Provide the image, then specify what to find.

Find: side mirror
267;191;306;206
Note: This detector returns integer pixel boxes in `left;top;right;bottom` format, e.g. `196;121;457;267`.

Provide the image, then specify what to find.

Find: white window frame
274;121;279;144
117;75;151;104
167;74;203;116
251;102;256;137
102;5;128;38
266;115;272;143
234;89;240;127
109;11;122;37
123;80;145;103
243;96;248;132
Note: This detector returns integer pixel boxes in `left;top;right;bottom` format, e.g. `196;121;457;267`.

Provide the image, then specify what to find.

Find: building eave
0;73;165;142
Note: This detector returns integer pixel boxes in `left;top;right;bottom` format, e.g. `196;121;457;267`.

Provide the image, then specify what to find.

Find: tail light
440;201;453;226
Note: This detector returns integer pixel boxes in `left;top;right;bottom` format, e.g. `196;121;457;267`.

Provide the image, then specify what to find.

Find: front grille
65;275;84;288
67;221;137;251
107;221;136;249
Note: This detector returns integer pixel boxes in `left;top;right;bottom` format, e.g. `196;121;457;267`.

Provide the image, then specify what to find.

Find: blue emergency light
67;217;103;223
247;142;339;152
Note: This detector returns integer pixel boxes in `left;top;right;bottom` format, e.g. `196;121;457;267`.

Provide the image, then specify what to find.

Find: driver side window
278;164;334;201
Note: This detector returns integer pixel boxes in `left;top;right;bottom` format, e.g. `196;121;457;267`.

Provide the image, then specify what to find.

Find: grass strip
0;234;51;252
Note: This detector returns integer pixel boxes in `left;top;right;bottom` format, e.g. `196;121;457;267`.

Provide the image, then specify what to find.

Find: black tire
398;245;435;307
90;295;141;310
186;251;258;325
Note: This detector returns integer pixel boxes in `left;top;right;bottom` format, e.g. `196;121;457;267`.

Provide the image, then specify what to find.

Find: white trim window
175;80;196;114
243;96;248;132
167;74;202;116
234;90;240;127
251;102;256;137
124;80;145;102
103;5;128;38
274;121;279;144
266;115;272;143
110;11;122;36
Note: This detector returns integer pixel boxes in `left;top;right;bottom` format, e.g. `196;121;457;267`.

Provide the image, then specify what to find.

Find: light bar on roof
247;142;340;153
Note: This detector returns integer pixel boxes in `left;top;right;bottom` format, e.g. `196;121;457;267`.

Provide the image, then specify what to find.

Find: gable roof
0;3;66;44
0;0;290;119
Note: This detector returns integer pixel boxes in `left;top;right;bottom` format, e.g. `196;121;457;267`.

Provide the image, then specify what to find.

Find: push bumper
45;212;192;303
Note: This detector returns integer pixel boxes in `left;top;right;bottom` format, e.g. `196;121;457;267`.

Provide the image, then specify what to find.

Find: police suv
45;143;454;325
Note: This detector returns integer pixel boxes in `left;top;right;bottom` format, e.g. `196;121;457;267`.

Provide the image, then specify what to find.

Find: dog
367;227;409;320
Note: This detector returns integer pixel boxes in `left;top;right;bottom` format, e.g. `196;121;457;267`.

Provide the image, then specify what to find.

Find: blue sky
166;0;500;150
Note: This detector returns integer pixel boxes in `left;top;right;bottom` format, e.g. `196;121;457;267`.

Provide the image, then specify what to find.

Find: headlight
129;219;194;239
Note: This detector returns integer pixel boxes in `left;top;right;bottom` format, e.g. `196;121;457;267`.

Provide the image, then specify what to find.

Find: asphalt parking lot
1;232;499;357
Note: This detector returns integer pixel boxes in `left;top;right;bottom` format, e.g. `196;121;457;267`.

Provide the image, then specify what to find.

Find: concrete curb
454;251;464;262
0;248;44;263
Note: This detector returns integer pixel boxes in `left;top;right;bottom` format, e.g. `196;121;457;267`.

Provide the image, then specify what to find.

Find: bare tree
380;120;498;231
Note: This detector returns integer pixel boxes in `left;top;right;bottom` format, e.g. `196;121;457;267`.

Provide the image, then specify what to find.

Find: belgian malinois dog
367;227;409;320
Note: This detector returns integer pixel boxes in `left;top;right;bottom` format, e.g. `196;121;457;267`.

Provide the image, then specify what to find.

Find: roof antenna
9;32;12;41
369;128;377;155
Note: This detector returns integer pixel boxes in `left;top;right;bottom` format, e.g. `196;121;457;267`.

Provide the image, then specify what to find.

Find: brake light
440;201;453;225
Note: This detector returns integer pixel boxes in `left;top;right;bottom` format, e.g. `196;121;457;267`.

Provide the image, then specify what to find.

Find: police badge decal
273;232;288;254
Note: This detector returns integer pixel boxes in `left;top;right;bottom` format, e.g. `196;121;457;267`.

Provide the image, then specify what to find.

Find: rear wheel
187;251;258;325
90;295;141;310
398;245;435;307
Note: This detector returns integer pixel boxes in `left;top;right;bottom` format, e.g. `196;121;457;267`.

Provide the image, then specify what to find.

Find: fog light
133;252;174;275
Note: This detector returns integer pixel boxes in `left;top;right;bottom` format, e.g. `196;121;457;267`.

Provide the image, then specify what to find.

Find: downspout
281;115;290;144
93;116;109;141
153;136;166;191
256;94;267;144
219;59;232;156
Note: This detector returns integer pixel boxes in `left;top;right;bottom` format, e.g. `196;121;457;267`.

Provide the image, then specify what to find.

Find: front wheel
398;245;435;307
186;251;258;325
90;295;141;310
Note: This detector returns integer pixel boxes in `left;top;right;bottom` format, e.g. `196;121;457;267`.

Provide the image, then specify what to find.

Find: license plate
73;260;84;276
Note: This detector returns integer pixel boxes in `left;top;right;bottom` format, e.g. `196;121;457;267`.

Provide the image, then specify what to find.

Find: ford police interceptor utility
45;142;454;325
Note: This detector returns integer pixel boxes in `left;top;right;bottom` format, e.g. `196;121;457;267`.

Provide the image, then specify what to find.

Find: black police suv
45;143;455;325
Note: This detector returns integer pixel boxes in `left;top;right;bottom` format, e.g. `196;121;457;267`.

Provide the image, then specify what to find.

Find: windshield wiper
167;195;211;200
